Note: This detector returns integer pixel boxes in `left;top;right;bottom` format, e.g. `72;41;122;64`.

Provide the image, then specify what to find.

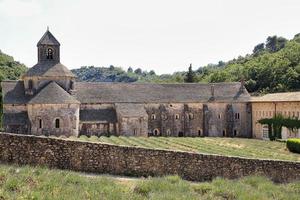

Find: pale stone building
1;30;253;137
251;92;300;139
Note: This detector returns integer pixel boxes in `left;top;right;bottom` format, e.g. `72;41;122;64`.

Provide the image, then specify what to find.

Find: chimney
210;84;215;101
240;78;245;93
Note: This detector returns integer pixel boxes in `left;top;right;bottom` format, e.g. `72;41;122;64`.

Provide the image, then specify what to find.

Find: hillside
0;50;27;128
72;34;300;94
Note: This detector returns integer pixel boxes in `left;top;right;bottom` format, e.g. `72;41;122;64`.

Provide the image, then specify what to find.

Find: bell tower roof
37;29;60;46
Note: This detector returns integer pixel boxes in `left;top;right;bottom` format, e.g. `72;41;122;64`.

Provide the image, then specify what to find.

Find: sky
0;0;300;74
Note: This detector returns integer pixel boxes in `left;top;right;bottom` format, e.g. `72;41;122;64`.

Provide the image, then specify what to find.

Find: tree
149;70;156;76
253;43;265;55
266;36;287;53
184;64;196;83
134;68;142;75
127;67;133;73
109;65;115;70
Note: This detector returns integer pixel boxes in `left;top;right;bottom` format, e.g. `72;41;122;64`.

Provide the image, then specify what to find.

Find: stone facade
1;30;255;138
0;132;299;183
252;101;300;139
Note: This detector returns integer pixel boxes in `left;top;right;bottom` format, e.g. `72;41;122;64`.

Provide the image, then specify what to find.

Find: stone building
251;92;300;139
1;30;253;137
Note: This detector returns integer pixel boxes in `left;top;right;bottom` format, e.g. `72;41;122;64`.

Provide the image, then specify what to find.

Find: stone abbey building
4;30;299;139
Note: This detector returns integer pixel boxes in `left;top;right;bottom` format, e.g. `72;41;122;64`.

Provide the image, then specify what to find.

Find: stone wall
0;132;299;183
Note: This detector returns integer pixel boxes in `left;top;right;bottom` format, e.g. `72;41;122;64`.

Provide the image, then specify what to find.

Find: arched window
28;80;33;90
47;48;53;60
189;113;194;120
39;119;42;129
151;114;156;120
153;129;159;136
175;114;180;120
234;129;238;136
55;118;60;128
198;129;202;136
223;130;226;137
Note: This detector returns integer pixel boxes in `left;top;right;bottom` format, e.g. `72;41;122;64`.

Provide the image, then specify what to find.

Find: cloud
0;0;42;17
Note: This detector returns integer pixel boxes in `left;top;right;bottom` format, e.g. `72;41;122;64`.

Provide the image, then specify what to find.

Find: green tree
253;43;265;55
184;64;196;83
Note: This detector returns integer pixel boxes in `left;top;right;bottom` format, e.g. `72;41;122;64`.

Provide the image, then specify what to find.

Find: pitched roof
80;109;117;123
75;82;251;103
3;112;29;125
2;81;251;105
1;81;30;104
23;62;75;77
251;92;300;102
115;103;147;117
37;30;60;46
28;82;80;104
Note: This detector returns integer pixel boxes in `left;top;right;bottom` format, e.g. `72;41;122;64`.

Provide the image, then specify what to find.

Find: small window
47;48;53;59
198;129;202;136
55;118;60;128
133;129;137;136
234;130;237;136
189;113;194;120
222;130;226;137
151;114;156;120
166;129;171;135
153;129;159;136
39;119;42;129
235;113;240;120
28;80;33;90
218;113;221;119
175;114;180;120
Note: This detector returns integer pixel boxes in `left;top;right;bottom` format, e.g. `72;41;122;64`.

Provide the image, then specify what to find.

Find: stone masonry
0;132;299;183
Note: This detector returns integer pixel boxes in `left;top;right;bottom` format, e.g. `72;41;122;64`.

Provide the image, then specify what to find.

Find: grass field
71;136;300;162
0;164;299;200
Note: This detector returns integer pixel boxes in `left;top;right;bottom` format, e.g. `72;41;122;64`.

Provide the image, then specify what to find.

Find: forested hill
0;50;27;81
72;33;300;94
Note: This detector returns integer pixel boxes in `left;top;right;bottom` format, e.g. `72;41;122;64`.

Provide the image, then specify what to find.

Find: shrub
287;138;300;153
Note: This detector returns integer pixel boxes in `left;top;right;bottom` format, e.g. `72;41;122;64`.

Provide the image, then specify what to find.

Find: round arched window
47;48;53;59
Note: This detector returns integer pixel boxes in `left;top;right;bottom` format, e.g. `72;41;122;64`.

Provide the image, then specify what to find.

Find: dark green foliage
287;138;300;153
184;64;196;83
258;115;300;140
0;50;27;129
253;43;265;55
72;66;139;82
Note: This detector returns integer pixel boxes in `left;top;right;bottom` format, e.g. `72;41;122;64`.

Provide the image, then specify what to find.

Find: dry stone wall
0;132;299;183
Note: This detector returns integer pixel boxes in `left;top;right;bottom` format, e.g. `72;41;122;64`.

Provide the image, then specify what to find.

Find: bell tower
37;27;60;63
22;28;76;96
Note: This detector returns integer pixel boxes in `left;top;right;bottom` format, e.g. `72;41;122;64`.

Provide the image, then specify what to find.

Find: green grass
0;164;299;200
71;136;300;162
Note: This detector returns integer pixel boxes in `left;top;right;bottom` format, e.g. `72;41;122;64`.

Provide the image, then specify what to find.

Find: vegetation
287;138;300;154
72;33;300;94
0;164;299;200
258;114;300;140
71;136;300;162
0;50;27;128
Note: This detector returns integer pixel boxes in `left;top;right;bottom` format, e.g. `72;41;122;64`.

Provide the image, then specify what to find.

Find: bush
287;138;300;153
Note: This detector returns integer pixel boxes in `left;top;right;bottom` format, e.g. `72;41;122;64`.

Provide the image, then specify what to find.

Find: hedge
287;138;300;153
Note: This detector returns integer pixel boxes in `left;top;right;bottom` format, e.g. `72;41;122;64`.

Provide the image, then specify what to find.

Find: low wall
0;132;299;182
